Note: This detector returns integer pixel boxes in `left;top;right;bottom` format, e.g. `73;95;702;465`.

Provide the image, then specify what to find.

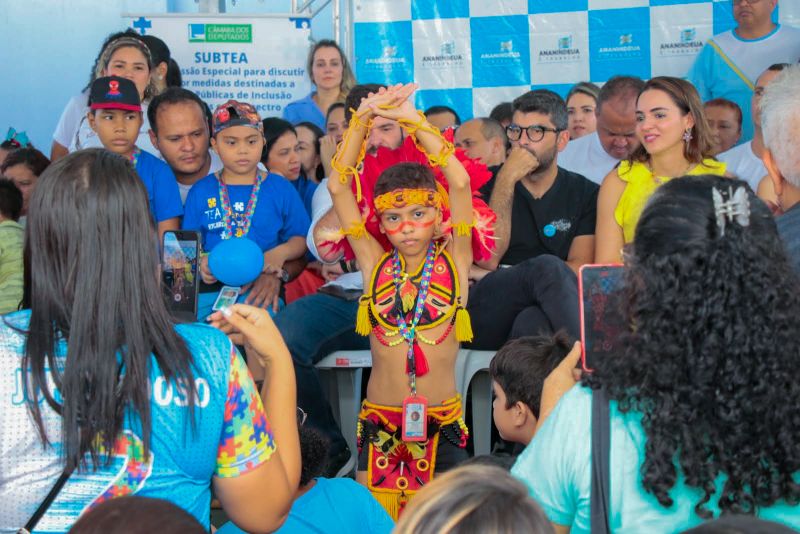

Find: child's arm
369;95;474;289
327;85;412;280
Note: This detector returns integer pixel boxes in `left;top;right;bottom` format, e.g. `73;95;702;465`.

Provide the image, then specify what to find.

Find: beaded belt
356;395;468;519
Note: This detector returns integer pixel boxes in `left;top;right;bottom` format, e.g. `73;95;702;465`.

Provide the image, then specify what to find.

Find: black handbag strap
19;464;75;533
591;388;611;534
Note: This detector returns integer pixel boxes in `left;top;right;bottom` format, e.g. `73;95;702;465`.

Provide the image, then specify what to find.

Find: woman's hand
320;134;338;176
199;254;217;284
208;304;290;368
537;342;583;431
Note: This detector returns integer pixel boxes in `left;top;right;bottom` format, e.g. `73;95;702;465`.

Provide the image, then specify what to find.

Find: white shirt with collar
307;178;363;290
557;132;620;185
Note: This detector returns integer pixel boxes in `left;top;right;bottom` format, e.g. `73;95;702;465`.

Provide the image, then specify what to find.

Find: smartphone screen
578;264;626;372
162;231;200;320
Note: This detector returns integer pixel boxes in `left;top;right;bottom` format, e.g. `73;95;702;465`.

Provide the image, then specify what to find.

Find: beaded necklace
216;171;264;239
392;241;436;394
129;147;140;168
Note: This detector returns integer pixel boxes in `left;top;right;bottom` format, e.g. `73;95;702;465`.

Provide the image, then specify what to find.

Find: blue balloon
209;238;264;287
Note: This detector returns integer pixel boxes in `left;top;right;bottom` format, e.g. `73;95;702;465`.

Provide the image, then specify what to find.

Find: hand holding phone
162;231;201;322
578;264;626;372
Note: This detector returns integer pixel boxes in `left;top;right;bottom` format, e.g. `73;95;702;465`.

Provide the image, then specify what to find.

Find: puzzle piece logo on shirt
208;197;217;208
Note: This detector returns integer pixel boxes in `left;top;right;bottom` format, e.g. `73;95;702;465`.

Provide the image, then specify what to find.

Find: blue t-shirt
511;385;800;533
182;172;310;253
218;477;394;534
282;92;326;130
0;311;276;532
291;174;318;218
687;25;800;144
134;149;184;223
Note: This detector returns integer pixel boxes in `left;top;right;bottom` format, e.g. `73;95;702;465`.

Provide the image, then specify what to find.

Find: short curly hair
587;174;800;518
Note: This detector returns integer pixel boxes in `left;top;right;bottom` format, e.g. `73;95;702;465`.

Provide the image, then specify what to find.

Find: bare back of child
327;83;475;518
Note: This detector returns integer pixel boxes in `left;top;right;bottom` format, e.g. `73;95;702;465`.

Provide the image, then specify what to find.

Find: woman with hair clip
595;76;726;263
0;149;300;533
283;39;356;129
513;175;800;532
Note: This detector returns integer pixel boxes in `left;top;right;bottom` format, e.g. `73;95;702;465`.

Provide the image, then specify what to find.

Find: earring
682;128;693;144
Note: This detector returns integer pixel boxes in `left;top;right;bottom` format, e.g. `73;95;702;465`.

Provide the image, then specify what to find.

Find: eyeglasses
732;0;761;5
297;407;307;426
505;124;561;142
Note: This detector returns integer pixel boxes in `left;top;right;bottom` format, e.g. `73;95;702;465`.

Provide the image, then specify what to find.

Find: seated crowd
3;3;800;531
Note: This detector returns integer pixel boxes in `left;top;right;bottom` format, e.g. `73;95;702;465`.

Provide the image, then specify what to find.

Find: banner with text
353;0;800;122
128;15;312;116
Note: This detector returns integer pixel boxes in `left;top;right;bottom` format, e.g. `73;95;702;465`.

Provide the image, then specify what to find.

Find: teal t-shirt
511;385;800;533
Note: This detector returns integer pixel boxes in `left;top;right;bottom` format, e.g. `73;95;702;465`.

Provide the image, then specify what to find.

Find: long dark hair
629;76;715;165
21;149;195;469
588;175;800;517
261;117;296;165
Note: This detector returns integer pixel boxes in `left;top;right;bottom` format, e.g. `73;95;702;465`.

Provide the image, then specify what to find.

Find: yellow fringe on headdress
373;189;442;213
356;295;372;336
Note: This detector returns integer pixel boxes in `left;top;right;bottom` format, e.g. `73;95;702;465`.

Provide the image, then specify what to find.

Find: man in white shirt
455;117;507;169
558;76;645;185
688;0;800;143
719;63;789;190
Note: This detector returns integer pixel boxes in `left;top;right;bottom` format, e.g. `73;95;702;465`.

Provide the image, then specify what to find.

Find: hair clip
4;127;29;147
712;186;750;236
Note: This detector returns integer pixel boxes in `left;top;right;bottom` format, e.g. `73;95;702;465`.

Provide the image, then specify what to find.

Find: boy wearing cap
88;75;182;238
182;100;309;320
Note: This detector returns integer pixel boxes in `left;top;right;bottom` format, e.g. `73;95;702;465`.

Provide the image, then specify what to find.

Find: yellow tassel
435;181;450;210
455;306;473;342
372;490;404;521
452;220;474;237
356;295;372;336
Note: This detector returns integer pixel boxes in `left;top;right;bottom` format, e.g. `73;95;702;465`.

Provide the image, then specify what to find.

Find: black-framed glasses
505;124;561;142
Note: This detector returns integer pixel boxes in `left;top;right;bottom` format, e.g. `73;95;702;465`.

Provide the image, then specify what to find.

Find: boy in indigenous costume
326;83;496;518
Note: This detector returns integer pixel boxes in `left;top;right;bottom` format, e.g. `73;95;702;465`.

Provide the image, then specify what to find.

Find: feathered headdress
319;128;497;261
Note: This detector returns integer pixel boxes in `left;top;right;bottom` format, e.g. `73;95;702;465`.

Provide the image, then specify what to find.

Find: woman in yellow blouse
595;77;726;263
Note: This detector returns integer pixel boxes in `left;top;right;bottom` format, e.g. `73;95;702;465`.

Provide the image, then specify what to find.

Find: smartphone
162;230;200;322
578;264;626;372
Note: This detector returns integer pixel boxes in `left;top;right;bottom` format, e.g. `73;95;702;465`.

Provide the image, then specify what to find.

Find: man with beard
148;88;220;204
467;90;597;349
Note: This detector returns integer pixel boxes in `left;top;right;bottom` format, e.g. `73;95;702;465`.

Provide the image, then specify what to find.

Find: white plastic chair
315;348;497;466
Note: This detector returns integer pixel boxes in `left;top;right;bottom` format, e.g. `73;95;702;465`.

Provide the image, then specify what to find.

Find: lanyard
216;171;264;239
392;241;436;396
129;147;140;168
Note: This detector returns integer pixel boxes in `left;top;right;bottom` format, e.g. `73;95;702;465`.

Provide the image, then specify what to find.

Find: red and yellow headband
374;188;445;213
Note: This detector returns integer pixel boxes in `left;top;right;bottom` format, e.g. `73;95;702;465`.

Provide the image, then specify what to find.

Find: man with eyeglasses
688;0;800;143
465;90;598;350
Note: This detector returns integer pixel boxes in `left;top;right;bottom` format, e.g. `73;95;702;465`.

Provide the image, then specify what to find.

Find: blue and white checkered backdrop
352;0;800;121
